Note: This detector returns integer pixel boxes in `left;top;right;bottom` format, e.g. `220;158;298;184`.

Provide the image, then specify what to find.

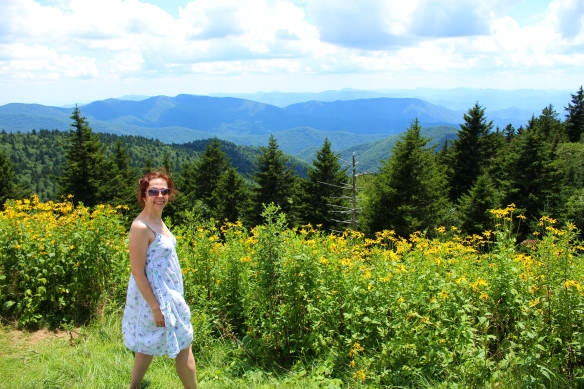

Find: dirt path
0;325;81;356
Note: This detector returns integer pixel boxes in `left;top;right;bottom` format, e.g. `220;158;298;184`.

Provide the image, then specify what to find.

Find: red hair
136;169;176;208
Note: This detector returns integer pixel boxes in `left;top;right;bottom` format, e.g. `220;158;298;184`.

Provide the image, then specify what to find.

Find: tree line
2;86;583;238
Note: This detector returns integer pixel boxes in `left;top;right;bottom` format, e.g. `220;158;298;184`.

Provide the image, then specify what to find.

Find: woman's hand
152;306;165;327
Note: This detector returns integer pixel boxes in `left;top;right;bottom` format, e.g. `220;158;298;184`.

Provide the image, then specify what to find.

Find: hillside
337;125;459;173
0;131;307;200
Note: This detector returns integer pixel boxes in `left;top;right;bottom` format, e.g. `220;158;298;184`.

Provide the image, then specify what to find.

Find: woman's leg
129;352;153;389
175;345;197;389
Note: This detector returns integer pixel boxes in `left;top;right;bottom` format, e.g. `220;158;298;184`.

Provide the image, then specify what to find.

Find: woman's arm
129;221;165;327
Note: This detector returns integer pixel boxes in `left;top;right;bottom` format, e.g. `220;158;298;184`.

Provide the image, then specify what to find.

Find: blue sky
1;0;583;105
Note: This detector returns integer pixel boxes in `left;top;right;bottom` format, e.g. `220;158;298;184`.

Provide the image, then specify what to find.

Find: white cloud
108;51;144;75
0;0;582;104
546;0;584;40
0;43;98;79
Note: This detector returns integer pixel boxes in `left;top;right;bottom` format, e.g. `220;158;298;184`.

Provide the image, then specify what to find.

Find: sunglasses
147;188;170;197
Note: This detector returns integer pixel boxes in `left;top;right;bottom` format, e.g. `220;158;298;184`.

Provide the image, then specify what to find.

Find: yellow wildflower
565;280;581;291
353;369;366;381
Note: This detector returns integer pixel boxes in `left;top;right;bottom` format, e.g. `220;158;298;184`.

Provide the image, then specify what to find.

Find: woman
122;170;197;389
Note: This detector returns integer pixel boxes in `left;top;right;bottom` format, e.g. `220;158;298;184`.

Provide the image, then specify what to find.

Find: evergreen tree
302;138;348;231
213;167;250;222
503;128;556;230
449;103;494;201
102;140;137;208
162;151;173;175
250;135;296;226
0;151;21;206
551;142;584;232
58;107;108;207
361;119;449;237
176;159;198;204
191;138;229;211
503;123;516;142
533;105;564;140
457;172;501;235
142;156;154;175
565;86;584;142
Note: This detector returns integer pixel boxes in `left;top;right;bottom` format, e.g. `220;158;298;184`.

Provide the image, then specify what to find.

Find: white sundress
122;221;193;358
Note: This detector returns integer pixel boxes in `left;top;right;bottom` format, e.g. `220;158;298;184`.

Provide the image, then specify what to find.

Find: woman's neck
139;205;163;224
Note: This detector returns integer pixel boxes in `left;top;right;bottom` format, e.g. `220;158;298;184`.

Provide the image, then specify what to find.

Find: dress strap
136;220;158;235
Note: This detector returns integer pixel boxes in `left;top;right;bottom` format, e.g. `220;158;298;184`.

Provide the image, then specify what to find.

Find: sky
0;0;583;106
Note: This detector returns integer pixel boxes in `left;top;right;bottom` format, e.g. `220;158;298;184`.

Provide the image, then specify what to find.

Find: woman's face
145;177;169;210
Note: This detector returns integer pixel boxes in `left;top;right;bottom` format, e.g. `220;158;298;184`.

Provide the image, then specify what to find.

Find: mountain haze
0;94;460;155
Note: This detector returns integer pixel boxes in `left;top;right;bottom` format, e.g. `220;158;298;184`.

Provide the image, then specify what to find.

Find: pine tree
361;119;449;237
503;124;515;142
58;107;108;207
302;138;348;231
0;151;20;206
193;138;229;210
565;86;584;142
162;151;173;175
213;167;250;222
449;103;494;201
503;128;556;230
533;105;564;140
102;140;137;208
457;172;501;235
250;135;296;225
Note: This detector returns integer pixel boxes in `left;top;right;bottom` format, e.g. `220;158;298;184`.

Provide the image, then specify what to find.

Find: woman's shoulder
130;219;156;238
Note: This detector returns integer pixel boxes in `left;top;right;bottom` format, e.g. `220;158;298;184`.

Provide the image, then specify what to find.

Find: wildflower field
1;199;583;387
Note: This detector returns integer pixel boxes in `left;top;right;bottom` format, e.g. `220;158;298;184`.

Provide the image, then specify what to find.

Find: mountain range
1;89;562;172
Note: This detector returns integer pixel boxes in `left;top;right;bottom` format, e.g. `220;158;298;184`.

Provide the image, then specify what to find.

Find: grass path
0;312;347;389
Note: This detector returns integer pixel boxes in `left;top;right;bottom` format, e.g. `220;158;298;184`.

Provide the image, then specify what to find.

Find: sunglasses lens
147;188;169;196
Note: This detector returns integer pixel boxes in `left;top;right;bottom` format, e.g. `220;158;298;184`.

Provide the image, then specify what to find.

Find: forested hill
0;130;307;200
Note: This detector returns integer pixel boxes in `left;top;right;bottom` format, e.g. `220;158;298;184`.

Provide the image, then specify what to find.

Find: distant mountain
284;98;458;133
336;125;459;173
0;103;71;130
117;95;151;101
3;91;559;160
225;88;572;129
227;87;571;114
0;94;462;156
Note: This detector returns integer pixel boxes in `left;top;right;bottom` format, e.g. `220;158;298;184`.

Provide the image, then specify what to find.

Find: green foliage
0;197;128;327
190;138;229;209
58;107;109;207
213;167;251;223
449;103;494;201
361;119;449;237
174;204;583;387
101;140;139;213
565;86;584;142
249;136;297;226
0;129;65;200
457;172;501;235
173;139;251;224
0;150;25;206
2;199;584;387
502;128;557;232
301;138;349;231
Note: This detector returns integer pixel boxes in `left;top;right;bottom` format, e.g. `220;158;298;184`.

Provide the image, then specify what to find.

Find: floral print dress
122;221;193;358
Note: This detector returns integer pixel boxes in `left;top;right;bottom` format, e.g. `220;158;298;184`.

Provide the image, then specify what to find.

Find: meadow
0;198;583;387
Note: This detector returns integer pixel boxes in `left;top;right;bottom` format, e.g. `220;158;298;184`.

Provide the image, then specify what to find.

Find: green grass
0;309;347;389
